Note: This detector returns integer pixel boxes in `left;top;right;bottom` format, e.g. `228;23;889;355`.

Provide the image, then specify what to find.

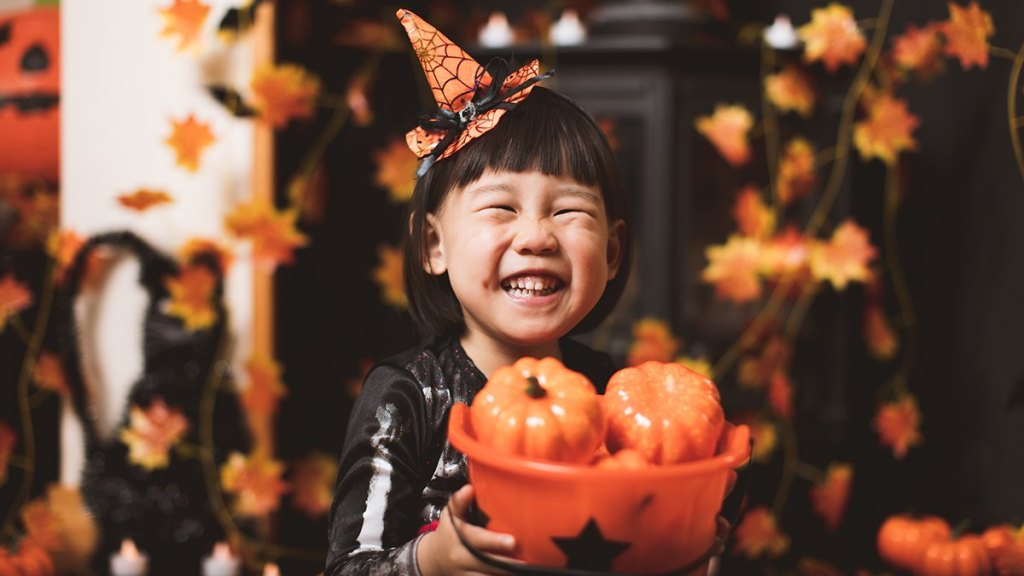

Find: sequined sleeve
325;365;435;576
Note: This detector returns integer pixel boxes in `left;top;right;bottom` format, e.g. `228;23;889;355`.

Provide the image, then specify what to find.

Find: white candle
763;15;799;49
110;539;148;576
262;563;281;576
549;9;587;46
202;542;240;576
478;12;513;48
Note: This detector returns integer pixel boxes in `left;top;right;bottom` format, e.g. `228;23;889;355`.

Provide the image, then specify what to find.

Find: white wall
60;0;257;485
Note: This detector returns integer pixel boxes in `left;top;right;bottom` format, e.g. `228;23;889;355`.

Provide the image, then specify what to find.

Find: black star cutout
552;518;630;570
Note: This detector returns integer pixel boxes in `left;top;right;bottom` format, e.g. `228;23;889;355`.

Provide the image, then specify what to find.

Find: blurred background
1;0;1023;574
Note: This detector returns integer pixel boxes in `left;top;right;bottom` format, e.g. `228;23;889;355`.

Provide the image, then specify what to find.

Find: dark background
2;0;1022;573
271;0;1024;572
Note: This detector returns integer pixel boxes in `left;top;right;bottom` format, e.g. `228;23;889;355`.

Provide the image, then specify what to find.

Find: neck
459;332;562;379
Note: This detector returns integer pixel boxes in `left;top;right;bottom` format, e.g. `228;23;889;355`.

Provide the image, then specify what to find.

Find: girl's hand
416;485;519;576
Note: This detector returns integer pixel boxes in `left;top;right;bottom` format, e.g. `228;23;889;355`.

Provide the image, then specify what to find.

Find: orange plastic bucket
448;402;751;575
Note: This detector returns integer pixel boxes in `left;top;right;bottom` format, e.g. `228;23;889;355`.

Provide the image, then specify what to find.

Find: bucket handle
450;439;754;576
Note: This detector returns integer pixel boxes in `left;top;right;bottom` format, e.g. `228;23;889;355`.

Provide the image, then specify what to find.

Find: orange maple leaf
734;186;775;239
765;66;815;117
758;227;814;284
372;244;407;309
165;113;216;172
597;117;621;153
733;507;790;559
242;354;288;417
677;356;713;378
810;463;853;531
940;1;995;70
46;229;87;284
810;220;878;290
798;4;867;73
346;68;375;127
777;138;817;205
373;138;418;204
854;93;919;165
874;393;923;458
0;421;16;486
739;336;791;390
769;371;794;419
225;200;308;270
20;498;62;552
892;22;945;77
290;453;338;518
164;264;218;331
696;104;754;166
32;351;69;396
117;188;173;212
702;235;762;303
627;317;680;366
0;274;33;332
119;400;189;470
251;64;321;128
749;418;778;463
179;237;234;273
864;304;899;360
158;0;211;52
220;452;289;518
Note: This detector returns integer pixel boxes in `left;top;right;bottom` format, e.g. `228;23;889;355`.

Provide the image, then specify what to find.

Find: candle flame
213;541;233;558
121;539;140;559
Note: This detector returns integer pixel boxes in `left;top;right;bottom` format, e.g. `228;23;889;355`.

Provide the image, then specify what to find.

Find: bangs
439;87;609;193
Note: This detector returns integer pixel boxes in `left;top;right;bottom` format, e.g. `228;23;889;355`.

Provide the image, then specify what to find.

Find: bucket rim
448;402;751;479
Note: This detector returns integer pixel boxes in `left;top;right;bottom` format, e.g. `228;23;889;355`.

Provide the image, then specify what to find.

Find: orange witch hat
396;9;553;176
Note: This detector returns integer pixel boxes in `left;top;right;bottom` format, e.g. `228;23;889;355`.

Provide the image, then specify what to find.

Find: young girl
325;10;632;576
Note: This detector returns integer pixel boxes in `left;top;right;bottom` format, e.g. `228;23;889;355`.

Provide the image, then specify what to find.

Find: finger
447;484;475;519
726;470;737;495
458;522;516;554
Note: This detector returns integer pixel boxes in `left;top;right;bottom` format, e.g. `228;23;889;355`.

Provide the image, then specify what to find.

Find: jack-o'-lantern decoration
0;7;60;180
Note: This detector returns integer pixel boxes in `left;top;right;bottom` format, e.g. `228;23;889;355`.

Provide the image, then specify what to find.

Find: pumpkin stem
524;376;547;399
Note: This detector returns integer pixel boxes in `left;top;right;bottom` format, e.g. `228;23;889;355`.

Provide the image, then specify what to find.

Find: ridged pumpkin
877;515;952;572
604;361;724;465
470;357;604;464
920;535;992;576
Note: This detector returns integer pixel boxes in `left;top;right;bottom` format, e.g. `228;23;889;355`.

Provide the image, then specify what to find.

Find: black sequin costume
325;335;615;575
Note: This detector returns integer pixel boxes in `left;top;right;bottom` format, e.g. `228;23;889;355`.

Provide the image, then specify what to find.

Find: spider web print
397;9;489;112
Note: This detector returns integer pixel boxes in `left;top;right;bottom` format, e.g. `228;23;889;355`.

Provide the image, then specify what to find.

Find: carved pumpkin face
0;7;60;179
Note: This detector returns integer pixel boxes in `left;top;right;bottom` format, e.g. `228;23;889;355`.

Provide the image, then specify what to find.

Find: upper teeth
505;276;558;291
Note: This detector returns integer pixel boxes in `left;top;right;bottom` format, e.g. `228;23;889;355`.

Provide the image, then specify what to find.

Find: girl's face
425;169;624;353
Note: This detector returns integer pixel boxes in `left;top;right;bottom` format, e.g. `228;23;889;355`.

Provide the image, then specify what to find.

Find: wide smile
500;273;565;301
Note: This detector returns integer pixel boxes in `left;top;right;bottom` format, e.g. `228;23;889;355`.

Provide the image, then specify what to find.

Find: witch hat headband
397;9;553;177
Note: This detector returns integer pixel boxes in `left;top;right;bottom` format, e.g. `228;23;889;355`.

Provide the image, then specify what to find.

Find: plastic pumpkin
11;541;55;576
920;535;992;576
450;402;750;573
0;546;19;576
877;515;952;572
604;361;724;464
470;357;604;464
0;7;60;179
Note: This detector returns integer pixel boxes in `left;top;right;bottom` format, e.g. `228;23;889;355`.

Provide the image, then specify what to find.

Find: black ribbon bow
414;57;554;177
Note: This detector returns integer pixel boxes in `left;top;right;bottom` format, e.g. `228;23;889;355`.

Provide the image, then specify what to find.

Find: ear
606;219;626;280
424;212;448;275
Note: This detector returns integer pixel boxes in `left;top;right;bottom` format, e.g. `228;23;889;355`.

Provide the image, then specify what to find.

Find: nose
512;218;558;255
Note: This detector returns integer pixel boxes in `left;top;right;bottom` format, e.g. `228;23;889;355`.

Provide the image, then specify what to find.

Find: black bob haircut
402;86;633;341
